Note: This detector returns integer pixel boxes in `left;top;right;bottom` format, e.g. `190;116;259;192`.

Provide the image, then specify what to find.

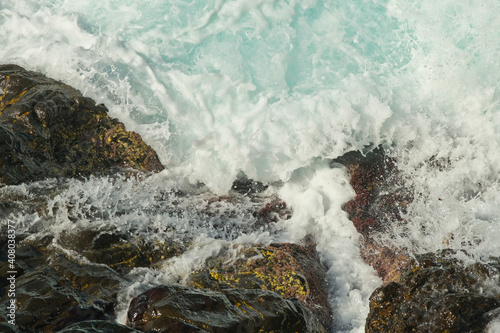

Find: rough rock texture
252;198;292;225
0;234;125;332
336;147;500;331
58;320;142;333
127;284;326;333
334;147;411;235
0;64;163;185
0;230;182;332
0;66;331;332
365;250;500;332
334;147;413;284
359;238;411;286
187;241;332;329
57;229;184;274
0;194;324;332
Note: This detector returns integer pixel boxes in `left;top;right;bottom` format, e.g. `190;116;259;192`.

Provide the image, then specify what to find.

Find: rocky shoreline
2;66;500;332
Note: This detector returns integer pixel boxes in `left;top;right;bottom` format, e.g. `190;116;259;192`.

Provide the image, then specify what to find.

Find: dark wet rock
0;323;21;333
0;222;190;333
365;250;500;332
127;284;325;333
58;320;142;333
0;64;163;185
334;147;413;284
187;240;332;330
231;174;268;195
11;253;124;332
0;234;126;332
51;302;115;332
0;178;67;220
57;229;184;274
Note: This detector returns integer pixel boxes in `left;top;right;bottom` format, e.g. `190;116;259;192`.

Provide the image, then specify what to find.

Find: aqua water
1;0;500;331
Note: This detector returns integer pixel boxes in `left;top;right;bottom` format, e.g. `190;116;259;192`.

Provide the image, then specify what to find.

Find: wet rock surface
0;66;331;332
0;234;126;332
57;320;142;333
0;64;163;185
0;193;328;332
127;284;325;333
334;147;413;284
337;147;500;331
187;240;332;329
334;147;411;237
365;250;500;333
0;322;21;333
57;229;184;274
0;229;185;332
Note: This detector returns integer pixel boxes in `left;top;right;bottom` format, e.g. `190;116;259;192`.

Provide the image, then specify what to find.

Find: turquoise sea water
2;0;500;331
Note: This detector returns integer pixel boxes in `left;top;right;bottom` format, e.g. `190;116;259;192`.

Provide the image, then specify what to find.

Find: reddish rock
334;147;412;284
253;198;292;225
360;239;411;284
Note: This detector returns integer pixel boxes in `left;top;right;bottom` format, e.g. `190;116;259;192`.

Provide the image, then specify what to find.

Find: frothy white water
277;161;380;331
2;0;500;331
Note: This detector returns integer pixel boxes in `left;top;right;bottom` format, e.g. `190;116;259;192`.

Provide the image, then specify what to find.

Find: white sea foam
2;0;500;331
276;161;380;332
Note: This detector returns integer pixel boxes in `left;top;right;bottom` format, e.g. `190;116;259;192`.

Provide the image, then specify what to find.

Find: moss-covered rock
187;241;332;329
365;250;500;332
0;64;163;185
126;284;325;333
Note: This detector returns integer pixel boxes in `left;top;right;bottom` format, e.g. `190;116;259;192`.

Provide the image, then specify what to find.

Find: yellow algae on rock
0;64;164;185
187;241;333;329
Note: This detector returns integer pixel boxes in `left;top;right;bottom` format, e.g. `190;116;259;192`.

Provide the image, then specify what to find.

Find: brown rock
126;284;325;333
187;240;332;329
365;250;500;332
0;64;163;185
334;147;412;284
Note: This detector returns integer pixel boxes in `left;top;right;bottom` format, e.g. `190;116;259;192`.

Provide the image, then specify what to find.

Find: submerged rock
365;250;500;332
231;174;268;195
127;284;325;333
0;64;163;185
